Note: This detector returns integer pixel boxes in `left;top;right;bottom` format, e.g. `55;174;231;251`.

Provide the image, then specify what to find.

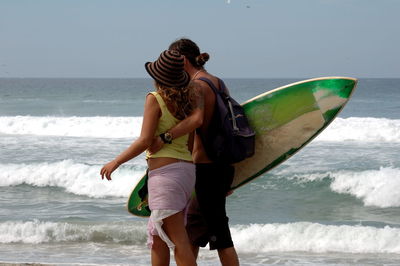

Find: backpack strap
198;77;239;131
197;77;230;97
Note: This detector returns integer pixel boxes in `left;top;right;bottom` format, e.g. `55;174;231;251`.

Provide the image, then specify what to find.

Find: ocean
1;77;400;265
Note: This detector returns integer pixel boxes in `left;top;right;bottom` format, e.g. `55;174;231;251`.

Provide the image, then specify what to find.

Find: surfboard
127;77;358;217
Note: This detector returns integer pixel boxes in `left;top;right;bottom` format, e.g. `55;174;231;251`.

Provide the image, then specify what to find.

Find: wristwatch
159;132;173;144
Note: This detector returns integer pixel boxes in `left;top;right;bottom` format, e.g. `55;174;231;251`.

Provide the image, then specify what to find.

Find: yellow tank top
146;92;192;161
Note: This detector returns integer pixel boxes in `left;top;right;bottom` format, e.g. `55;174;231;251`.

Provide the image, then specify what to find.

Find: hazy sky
1;0;399;78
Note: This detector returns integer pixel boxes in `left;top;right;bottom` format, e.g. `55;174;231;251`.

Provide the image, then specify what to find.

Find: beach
1;78;400;265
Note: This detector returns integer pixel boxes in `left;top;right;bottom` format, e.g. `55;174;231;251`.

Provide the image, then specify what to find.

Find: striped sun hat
145;50;189;88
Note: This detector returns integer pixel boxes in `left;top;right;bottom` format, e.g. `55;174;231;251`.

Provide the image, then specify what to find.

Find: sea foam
232;222;400;254
289;167;400;208
2;161;400;208
2;220;400;254
330;167;400;208
0;160;144;198
0;116;142;138
0;220;146;244
1;116;400;142
315;117;400;142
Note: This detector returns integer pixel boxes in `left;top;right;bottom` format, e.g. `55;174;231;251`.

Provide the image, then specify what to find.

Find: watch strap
159;132;172;144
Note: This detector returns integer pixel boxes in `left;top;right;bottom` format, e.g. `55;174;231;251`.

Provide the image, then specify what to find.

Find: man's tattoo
194;82;205;110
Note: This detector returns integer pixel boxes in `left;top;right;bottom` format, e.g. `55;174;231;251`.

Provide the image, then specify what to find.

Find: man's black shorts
186;163;234;250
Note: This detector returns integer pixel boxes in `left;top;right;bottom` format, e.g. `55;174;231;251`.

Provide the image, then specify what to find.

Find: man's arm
169;80;205;138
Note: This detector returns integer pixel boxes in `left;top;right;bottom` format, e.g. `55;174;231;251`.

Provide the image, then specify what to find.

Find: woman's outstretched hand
100;160;120;181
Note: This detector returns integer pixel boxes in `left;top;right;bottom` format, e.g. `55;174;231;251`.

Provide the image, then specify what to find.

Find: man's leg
218;247;239;266
195;164;238;264
191;244;200;259
186;196;210;259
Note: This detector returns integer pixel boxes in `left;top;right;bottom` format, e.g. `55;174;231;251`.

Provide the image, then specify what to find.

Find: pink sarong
146;161;195;249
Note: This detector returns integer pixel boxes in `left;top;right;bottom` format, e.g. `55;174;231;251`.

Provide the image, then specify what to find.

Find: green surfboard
127;77;358;217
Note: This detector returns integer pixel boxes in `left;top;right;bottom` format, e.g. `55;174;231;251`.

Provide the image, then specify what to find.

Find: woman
100;50;197;266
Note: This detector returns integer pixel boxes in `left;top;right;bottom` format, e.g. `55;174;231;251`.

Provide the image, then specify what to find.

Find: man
150;38;239;266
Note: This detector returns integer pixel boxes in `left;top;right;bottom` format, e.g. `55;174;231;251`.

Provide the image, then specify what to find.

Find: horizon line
1;76;398;79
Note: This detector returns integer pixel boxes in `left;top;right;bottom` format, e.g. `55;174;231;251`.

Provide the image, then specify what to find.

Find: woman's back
146;91;192;162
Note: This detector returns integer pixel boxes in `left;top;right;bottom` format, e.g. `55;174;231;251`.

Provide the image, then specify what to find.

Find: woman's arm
100;94;160;180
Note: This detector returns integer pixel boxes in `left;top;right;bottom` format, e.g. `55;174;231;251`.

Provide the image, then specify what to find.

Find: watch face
165;132;172;142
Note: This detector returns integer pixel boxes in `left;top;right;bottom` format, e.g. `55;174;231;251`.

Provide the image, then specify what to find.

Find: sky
0;0;399;78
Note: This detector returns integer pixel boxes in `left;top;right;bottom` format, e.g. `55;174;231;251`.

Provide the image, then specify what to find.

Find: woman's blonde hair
155;81;196;120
